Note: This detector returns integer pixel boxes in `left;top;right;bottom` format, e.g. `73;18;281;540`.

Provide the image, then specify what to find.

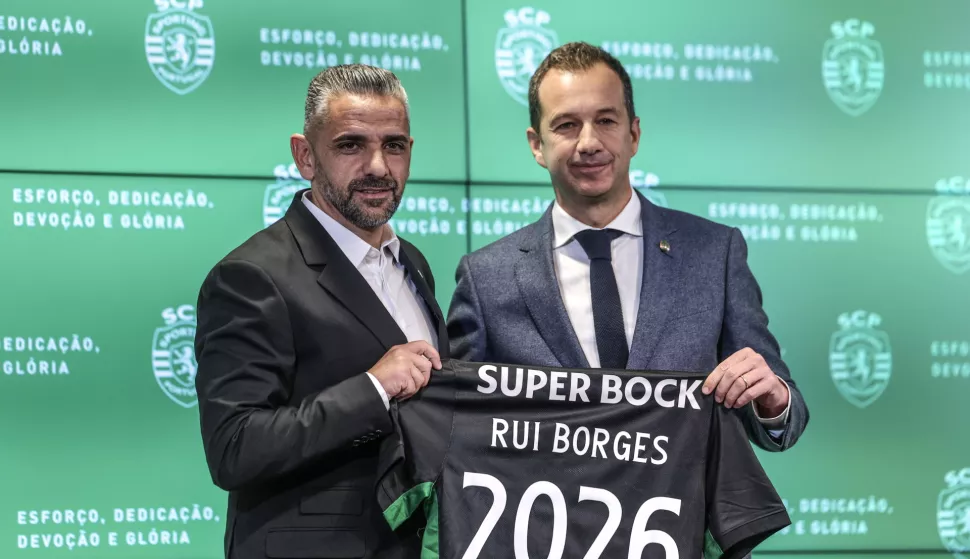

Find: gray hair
303;64;410;136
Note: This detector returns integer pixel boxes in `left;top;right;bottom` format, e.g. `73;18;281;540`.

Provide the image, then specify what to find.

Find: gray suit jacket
447;189;808;452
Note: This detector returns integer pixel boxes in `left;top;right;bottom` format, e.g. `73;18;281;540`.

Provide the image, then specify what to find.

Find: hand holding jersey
704;347;791;415
370;341;442;401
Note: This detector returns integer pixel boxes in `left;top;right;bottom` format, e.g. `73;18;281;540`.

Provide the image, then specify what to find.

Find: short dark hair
303;64;409;136
527;42;635;133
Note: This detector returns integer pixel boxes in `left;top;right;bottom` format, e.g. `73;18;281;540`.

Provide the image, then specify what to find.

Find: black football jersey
376;360;790;559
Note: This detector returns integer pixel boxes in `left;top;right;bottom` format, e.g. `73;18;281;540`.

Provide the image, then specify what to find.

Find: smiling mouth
353;188;393;201
572;162;610;173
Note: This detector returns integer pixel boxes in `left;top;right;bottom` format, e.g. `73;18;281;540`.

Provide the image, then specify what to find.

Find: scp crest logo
495;7;558;106
822;19;884;116
152;304;198;408
938;468;970;559
926;195;970;275
829;310;891;408
263;164;308;228
145;0;215;95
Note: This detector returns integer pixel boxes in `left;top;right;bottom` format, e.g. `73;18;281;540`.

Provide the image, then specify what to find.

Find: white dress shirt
550;189;790;435
302;192;437;410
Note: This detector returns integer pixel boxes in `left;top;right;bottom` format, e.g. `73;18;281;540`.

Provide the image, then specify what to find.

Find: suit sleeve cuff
366;372;390;411
752;378;790;430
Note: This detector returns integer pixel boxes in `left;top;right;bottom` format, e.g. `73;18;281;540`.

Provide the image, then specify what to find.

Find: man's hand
369;341;442;401
702;347;789;417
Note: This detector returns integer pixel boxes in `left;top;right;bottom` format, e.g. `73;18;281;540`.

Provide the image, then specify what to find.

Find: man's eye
556;122;575;130
598;118;615;125
386;142;406;151
338;143;358;151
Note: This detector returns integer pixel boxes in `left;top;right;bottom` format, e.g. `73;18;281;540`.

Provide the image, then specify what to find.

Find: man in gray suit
447;42;808;452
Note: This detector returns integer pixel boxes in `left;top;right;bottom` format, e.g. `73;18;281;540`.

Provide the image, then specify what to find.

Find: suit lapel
627;191;681;370
397;245;450;358
515;209;590;369
284;190;408;351
316;257;408;351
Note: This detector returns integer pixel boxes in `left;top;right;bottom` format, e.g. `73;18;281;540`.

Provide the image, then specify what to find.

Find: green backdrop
2;0;968;558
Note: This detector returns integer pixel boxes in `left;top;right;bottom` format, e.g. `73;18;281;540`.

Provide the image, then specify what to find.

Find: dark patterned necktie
573;228;628;369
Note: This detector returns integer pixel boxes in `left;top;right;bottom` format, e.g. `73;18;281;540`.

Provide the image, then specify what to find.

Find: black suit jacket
194;189;448;559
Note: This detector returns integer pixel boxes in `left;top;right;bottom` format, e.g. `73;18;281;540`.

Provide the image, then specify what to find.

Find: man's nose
364;147;389;176
576;124;603;154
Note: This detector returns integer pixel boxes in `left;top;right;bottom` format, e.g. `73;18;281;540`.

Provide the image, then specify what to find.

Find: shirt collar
552;187;643;249
301;190;400;267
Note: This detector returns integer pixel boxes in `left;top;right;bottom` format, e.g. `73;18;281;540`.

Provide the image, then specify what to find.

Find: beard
317;173;402;230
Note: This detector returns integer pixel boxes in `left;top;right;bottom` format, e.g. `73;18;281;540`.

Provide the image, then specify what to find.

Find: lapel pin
659;240;670;254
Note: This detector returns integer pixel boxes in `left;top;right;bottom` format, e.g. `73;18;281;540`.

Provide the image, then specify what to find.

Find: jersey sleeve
375;363;456;533
704;405;791;559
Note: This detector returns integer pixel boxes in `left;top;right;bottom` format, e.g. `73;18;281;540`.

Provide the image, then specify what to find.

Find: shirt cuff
366;372;390;411
752;377;791;431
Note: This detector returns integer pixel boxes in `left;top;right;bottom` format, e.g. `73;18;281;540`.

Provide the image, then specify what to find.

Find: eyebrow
549;107;619;124
332;133;409;144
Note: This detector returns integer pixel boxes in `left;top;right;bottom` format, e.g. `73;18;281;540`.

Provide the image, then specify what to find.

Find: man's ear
290;134;315;181
526;127;547;169
629;116;641;157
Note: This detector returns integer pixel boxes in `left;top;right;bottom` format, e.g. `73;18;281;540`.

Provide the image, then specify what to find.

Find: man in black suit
194;64;447;559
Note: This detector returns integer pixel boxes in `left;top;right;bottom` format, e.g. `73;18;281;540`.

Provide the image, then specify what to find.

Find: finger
720;348;754;372
723;373;754;408
408;341;442;369
400;375;417;400
734;374;774;408
410;364;427;391
703;348;750;394
702;366;727;396
418;358;432;385
726;363;775;407
701;369;721;396
409;352;433;378
714;356;758;403
429;349;442;370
